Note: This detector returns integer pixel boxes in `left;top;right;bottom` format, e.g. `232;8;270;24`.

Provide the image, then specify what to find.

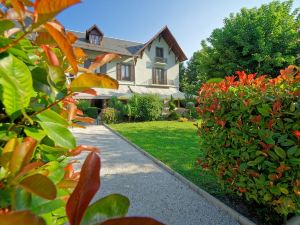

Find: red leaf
44;21;78;73
101;217;165;225
41;44;59;66
66;152;100;225
82;88;97;96
0;210;45;225
67;145;100;156
17;161;44;177
74;116;95;124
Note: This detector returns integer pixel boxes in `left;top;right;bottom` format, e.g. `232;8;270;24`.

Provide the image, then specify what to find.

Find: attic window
89;34;101;45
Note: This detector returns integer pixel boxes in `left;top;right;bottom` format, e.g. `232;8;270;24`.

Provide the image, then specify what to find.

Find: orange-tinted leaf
67;32;77;44
41;44;59;66
9;137;37;174
66;152;100;225
3;137;18;154
101;217;165;225
10;0;25;19
88;53;120;72
74;116;95;124
0;210;45;225
70;73;118;92
74;47;87;63
68;102;77;121
19;174;56;200
57;179;78;189
44;22;78;73
35;32;56;45
67;145;100;156
82;88;97;96
34;0;80;26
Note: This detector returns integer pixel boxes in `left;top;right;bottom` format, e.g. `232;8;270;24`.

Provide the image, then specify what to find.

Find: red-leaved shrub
197;66;300;216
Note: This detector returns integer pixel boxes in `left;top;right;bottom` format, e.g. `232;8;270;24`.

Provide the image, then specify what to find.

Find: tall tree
191;0;300;79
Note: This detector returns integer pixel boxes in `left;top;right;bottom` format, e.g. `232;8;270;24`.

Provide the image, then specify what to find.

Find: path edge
104;123;257;225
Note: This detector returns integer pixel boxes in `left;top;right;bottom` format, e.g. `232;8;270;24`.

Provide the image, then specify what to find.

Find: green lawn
109;121;223;196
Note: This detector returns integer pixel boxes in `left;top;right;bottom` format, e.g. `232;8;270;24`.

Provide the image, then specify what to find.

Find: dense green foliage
109;121;221;195
100;108;117;124
77;100;91;112
85;107;99;119
182;0;300;93
197;66;300;217
127;94;163;121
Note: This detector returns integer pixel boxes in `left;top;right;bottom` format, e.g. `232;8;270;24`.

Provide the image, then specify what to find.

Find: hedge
197;66;300;217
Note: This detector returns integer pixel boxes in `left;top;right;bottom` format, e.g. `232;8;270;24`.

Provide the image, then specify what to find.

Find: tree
192;0;300;78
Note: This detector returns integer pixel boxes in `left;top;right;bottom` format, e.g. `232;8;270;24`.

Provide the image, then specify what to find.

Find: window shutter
117;63;121;80
164;69;167;85
152;68;156;84
130;64;135;82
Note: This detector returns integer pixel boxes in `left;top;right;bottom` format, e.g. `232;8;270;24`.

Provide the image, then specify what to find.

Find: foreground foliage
0;1;163;225
197;66;300;218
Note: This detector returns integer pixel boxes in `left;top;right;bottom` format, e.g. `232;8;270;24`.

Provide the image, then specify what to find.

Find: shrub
169;95;176;112
178;117;188;122
168;111;181;120
128;94;163;121
85;107;99;119
77;99;91;111
101;108;117;124
197;66;300;217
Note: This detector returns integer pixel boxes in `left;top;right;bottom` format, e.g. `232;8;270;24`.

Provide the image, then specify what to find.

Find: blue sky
58;0;300;60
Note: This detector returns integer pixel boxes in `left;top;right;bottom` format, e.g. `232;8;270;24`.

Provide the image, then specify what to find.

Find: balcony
154;57;167;65
141;79;175;86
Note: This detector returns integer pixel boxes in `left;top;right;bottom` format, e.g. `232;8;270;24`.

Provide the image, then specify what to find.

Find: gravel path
71;125;240;225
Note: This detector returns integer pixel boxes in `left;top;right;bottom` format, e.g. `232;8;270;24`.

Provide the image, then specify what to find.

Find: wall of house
135;37;179;88
82;37;180;89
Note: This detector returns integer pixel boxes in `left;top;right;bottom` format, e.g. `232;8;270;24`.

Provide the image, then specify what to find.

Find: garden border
104;123;300;225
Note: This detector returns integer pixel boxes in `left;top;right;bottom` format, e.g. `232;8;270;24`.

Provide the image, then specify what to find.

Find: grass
109;121;223;196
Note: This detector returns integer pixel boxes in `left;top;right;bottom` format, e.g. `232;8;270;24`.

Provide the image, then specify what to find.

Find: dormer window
89;34;101;45
86;24;104;45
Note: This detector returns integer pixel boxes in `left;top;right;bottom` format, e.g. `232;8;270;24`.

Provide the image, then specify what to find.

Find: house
71;25;187;108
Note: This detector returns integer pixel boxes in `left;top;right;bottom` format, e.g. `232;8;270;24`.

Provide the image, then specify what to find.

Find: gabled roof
85;24;104;39
69;25;187;61
136;26;187;62
71;30;144;56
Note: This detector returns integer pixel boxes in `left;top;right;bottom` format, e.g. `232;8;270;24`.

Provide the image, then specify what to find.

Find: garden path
71;125;240;225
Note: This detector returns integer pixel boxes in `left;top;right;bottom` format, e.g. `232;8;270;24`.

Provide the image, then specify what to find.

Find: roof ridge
66;29;144;45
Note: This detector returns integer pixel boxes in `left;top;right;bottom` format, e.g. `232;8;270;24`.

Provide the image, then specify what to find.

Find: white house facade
71;25;187;107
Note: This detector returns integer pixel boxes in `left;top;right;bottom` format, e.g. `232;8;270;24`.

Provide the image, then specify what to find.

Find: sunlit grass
110;121;223;196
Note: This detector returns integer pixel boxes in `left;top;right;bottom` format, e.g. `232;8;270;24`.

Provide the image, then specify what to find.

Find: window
95;64;107;74
153;68;166;85
117;64;134;81
89;34;101;45
156;47;164;58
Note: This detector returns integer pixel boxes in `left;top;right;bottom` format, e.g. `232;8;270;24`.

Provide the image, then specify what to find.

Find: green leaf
0;20;15;34
36;109;69;126
257;104;271;117
287;146;298;157
279;187;289;195
0;53;35;119
274;146;286;159
48;65;66;88
24;127;46;142
81;194;130;225
38;122;76;149
31;199;65;215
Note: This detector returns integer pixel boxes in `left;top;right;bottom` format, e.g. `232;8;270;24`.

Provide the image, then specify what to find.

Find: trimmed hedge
197;66;300;216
